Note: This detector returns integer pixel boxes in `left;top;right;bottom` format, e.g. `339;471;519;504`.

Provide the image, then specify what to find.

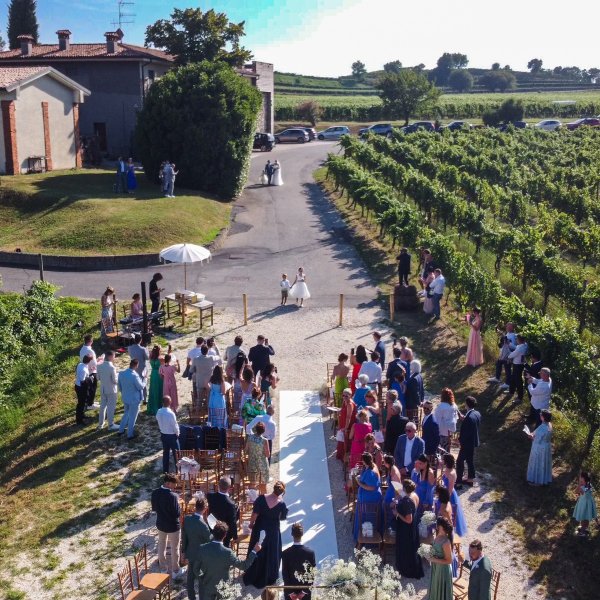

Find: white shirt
79;344;97;373
187;346;203;361
75;362;89;386
404;437;415;469
508;343;528;365
429;275;446;295
207;348;222;364
359;361;383;384
280;279;291;290
246;414;277;440
156;407;180;435
97;360;118;394
528;377;552;410
433;402;458;436
470;556;484;570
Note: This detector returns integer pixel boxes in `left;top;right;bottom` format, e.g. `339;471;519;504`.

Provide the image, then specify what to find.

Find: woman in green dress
147;345;164;416
331;353;350;407
427;516;454;600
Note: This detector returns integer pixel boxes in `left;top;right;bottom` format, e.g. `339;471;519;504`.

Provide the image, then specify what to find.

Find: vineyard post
243;294;248;326
338;294;344;327
389;293;395;322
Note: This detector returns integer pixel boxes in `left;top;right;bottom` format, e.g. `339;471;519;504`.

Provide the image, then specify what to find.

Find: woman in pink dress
348;410;373;468
159;352;181;410
465;307;484;367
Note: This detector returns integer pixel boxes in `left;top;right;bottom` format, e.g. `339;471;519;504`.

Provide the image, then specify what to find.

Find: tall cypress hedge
135;61;262;199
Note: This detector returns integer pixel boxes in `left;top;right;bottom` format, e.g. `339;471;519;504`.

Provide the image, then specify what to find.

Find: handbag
182;365;190;379
335;429;345;442
374;430;384;444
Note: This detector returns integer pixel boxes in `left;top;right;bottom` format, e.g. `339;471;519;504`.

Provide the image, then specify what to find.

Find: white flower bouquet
418;511;437;539
417;544;434;561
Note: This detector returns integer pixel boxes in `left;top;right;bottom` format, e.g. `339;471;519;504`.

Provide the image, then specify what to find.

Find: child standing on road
280;273;291;305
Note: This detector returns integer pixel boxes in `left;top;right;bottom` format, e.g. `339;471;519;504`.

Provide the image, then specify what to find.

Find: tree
491;62;501;71
144;7;252;67
482;98;524;126
351;60;367;81
7;0;38;49
479;70;516;92
503;64;511;71
430;52;469;85
588;68;600;83
135;61;262;198
450;53;469;69
527;58;543;73
447;69;473;92
383;60;402;74
296;100;322;126
377;69;440;125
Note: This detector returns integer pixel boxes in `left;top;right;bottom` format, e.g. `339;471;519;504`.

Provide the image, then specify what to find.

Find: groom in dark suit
281;522;317;600
462;539;493;600
182;497;212;600
207;476;239;548
456;396;481;488
265;160;274;185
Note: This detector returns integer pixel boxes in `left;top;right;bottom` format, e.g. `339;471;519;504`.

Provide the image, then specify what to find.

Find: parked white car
534;119;562;131
317;126;350;140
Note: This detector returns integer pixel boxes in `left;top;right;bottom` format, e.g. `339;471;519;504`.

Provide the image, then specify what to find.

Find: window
148;69;155;80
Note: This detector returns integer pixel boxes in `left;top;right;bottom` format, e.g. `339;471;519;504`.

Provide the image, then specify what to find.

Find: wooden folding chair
204;427;222;451
381;504;396;565
356;502;383;551
117;561;156;600
221;449;243;479
491;569;501;600
226;429;245;453
197;449;221;475
101;317;120;348
133;545;171;600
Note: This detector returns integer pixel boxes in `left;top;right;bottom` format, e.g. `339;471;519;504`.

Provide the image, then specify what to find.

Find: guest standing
411;455;436;517
207;365;230;428
465;307;484;367
129;333;149;404
526;409;553;485
243;481;289;589
183;497;211;600
159;354;180;411
149;273;164;313
349;410;373;468
281;523;317;600
393;479;424;579
207;477;240;548
405;360;424;422
117;359;145;439
421;400;440;465
337;389;357;460
506;334;528;404
224;335;244;379
353;452;383;541
384;401;408;454
441;453;468;537
74;355;92;425
191;346;221;402
116;156;127;193
394;422;425;478
427;517;454;600
372;331;386;369
350;345;368;393
422;270;435;315
245;422;270;484
397;247;412;286
147;345;164;416
462;539;493;600
246;406;277;463
429;269;446;321
434;388;459;453
97;350;119;430
248;335;275;380
331;353;350;407
526;368;552;428
156;395;180;474
456;396;481;488
100;286;115;334
126;158;137;192
573;471;598;537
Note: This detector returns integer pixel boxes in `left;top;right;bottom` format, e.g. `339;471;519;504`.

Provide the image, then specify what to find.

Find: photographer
526;367;552;428
248;335;275;383
487;322;517;388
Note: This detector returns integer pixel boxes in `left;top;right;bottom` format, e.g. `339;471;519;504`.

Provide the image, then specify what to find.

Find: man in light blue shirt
118;359;145;439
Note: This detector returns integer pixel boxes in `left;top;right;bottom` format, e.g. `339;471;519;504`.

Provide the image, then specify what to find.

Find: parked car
359;123;395;138
253;132;276;151
498;121;528;132
274;128;309;143
534;119;562;131
316;126;350;140
400;121;436;134
440;120;472;131
302;127;317;140
566;118;600;130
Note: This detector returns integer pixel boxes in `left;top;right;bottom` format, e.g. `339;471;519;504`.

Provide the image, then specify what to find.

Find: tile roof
0;42;174;62
0;66;47;88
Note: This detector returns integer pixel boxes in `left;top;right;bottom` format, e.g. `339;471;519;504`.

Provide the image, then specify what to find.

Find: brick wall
41;101;53;170
251;61;274;133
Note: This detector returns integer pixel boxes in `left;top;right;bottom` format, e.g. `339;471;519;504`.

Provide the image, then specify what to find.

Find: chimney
56;29;71;51
104;31;119;54
17;34;34;56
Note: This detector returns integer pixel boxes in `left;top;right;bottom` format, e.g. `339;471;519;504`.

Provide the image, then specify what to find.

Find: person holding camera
488;322;517;388
526;368;552;428
248;335;275;383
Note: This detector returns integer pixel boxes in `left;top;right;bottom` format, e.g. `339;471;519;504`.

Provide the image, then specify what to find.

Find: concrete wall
0;96;6;172
16;75;78;172
252;61;274;133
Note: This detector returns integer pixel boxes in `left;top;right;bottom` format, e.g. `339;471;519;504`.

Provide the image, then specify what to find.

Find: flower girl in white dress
289;267;310;307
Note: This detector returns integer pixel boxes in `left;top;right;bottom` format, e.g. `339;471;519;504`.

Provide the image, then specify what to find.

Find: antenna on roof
111;0;135;30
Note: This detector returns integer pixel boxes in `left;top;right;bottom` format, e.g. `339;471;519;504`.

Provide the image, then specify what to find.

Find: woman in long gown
353;452;382;541
100;286;115;334
244;481;288;589
349;410;373;468
441;454;468;537
411;454;436;521
289;267;310;307
336;389;356;460
526;409;553;485
331;353;350;407
207;365;230;428
434;486;459;577
159;353;180;410
394;479;424;579
245;421;270;484
350;345;368;393
465;307;484;367
147;345;163;416
422;271;435;315
271;160;283;186
427;516;454;600
232;353;248;422
383;454;403;529
126;158;137;193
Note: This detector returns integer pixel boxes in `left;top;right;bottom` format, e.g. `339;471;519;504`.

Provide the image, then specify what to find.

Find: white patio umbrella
159;243;211;289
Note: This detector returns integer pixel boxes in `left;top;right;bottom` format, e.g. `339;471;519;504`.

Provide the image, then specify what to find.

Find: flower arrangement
417;544;434;561
418;511;437;539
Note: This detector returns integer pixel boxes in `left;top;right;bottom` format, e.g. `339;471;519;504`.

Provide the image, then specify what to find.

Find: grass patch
315;166;600;600
0;168;231;255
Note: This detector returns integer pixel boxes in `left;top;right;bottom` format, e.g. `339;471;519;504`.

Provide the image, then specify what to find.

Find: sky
30;0;599;76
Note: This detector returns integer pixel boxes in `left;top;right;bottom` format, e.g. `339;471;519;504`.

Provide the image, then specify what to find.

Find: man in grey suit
462;539;493;600
117;359;145;439
128;333;149;403
393;422;425;478
194;521;260;600
183;497;212;600
190;346;221;402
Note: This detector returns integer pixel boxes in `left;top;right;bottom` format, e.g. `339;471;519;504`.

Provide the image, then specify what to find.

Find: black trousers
495;359;512;383
86;373;98;406
509;363;525;400
456;444;475;481
75;382;89;423
151;296;160;313
526;406;542;429
398;270;410;285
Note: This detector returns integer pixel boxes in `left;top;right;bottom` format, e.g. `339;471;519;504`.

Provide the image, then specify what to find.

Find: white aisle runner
278;391;339;564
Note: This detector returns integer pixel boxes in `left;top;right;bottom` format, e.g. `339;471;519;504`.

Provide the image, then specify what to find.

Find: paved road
0;141;378;309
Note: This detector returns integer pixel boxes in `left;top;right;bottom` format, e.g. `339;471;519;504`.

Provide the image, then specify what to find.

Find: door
93;122;107;152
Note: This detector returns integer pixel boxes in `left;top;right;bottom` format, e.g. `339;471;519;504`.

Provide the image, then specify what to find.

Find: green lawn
0;168;231;255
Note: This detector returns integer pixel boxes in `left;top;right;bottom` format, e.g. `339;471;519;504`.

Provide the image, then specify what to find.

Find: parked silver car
317;126;350;140
274;128;309;143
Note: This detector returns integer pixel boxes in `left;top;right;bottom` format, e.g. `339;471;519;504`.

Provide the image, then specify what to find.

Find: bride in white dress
289;267;310;307
272;160;283;186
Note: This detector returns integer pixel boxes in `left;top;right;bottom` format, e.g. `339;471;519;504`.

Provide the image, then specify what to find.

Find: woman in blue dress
353;374;371;409
383;454;403;530
526;409;553;485
410;454;436;522
353;452;383;541
441;453;468;538
126;158;137;193
207;365;229;428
